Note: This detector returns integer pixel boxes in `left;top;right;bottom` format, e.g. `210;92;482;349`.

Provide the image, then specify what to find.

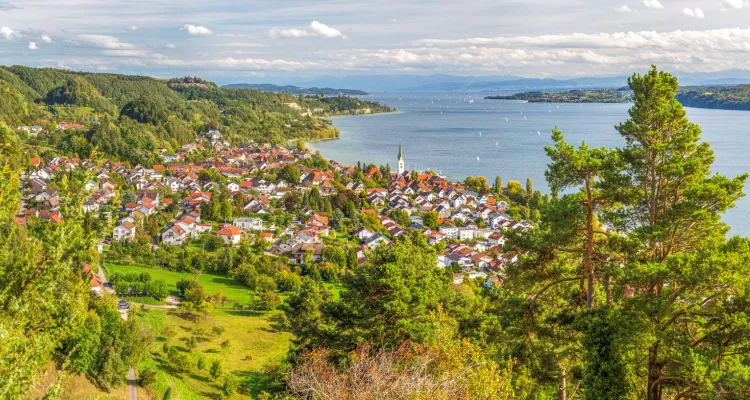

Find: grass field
102;262;296;398
135;307;292;399
104;263;255;305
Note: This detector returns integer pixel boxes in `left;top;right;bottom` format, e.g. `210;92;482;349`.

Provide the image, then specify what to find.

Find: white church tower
397;143;405;175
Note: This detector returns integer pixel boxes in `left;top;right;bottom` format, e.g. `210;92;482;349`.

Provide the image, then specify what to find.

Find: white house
161;225;188;246
112;222;136;242
364;233;391;249
439;225;459;239
458;228;475;241
233;217;263;231
353;226;374;241
216;225;241;245
227;182;240;192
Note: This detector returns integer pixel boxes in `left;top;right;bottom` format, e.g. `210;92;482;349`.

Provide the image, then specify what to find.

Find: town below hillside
485;88;632;103
486;84;750;111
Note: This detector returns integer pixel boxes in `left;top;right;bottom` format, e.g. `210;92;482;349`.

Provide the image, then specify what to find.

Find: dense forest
0;66;393;165
223;83;369;96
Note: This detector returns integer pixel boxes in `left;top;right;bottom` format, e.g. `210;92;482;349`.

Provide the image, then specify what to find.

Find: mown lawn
104;263;254;305
134;307;292;399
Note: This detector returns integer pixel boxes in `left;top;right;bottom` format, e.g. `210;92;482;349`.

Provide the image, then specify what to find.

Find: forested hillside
486;84;750;111
676;84;750;110
0;66;392;165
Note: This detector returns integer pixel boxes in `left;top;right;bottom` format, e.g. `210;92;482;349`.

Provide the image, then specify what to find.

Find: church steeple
397;143;405;175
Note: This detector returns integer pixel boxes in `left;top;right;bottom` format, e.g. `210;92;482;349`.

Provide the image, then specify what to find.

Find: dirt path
126;368;137;400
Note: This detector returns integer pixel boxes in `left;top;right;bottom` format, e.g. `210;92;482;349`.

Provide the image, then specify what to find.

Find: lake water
308;93;750;236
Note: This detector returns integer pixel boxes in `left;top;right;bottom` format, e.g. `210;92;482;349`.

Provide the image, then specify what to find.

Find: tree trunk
560;368;567;400
604;274;613;307
647;341;662;400
584;174;595;309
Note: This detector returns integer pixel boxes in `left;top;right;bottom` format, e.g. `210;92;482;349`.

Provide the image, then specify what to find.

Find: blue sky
2;0;750;83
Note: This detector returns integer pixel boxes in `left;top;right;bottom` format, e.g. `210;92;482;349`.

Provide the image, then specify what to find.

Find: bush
223;373;239;396
249;290;281;311
210;360;223;380
138;368;156;387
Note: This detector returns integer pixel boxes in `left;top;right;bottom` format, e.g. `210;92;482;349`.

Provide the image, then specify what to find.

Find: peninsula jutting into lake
486;84;750;111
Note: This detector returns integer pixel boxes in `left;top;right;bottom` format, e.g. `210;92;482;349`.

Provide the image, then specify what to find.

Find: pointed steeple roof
398;143;404;160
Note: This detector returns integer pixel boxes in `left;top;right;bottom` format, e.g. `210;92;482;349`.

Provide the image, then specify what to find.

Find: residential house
113;222;136;242
216;225;241;245
233;217;263;231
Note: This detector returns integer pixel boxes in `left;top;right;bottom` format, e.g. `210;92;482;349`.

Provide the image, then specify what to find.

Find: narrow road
102;263;138;400
128;295;180;309
126;368;137;400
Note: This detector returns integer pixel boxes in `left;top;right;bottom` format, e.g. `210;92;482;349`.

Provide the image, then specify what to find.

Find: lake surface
308;93;750;236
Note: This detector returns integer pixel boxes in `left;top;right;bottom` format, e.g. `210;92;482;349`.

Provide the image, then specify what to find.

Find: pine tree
603;66;749;400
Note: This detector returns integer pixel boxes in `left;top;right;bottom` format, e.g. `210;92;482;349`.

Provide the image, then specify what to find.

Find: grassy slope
103;263;295;398
104;263;254;305
135;306;292;399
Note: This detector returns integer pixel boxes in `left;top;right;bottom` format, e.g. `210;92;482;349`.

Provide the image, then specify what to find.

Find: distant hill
222;83;368;96
677;85;750;111
485;84;750;111
253;69;750;93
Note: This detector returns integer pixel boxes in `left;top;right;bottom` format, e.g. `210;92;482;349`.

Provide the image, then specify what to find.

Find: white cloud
41;34;52;43
723;0;749;9
643;0;664;9
127;26;138;31
269;21;345;39
166;43;176;48
683;8;705;18
101;49;149;57
78;34;135;49
28;41;37;50
310;21;344;38
1;26;19;40
181;24;213;35
269;28;308;38
615;5;635;13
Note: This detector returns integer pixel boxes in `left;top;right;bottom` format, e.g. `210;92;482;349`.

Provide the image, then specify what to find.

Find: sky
2;0;750;83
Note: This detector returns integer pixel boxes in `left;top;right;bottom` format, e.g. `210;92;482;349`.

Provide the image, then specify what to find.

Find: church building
397;143;405;175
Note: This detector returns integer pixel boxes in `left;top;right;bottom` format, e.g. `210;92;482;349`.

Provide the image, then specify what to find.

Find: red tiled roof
217;225;241;236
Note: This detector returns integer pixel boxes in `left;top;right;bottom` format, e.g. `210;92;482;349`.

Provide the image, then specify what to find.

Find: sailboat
537;130;541;136
495;141;499;147
476;156;480;161
505;118;509;122
479;132;482;136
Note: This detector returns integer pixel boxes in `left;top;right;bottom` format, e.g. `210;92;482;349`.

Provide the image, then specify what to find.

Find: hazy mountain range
224;69;750;94
222;83;368;96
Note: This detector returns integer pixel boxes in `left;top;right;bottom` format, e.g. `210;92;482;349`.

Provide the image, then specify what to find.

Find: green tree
544;127;614;308
603;67;749;400
278;163;301;184
210;360;223;380
422;210;439;230
223;373;239;396
525;177;533;197
318;242;451;356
